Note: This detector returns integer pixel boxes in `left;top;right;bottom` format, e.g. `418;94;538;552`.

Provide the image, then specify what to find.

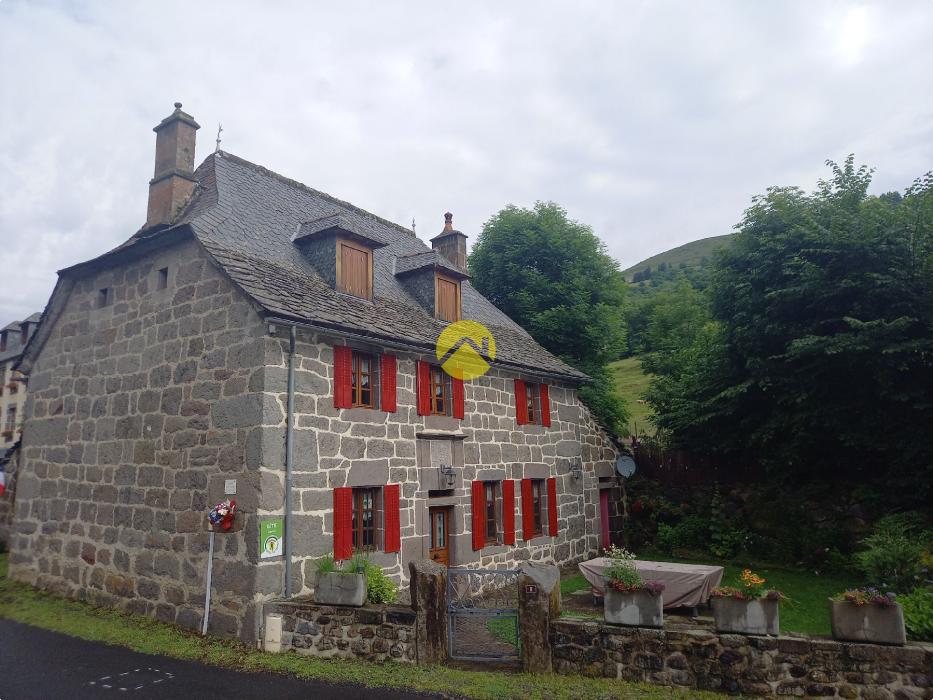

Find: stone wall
0;447;19;549
264;599;416;663
551;618;933;698
255;329;621;595
8;238;276;641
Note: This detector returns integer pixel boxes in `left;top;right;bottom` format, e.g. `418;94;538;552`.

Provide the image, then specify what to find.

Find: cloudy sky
1;1;931;322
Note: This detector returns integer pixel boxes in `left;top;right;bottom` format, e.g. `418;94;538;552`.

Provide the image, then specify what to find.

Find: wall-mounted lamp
438;463;456;487
569;458;583;481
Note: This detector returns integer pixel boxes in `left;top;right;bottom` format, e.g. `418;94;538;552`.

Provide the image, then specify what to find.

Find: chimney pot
145;102;200;229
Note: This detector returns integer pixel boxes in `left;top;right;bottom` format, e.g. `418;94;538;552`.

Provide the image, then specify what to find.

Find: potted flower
312;554;367;607
711;569;784;635
603;545;665;627
829;588;906;645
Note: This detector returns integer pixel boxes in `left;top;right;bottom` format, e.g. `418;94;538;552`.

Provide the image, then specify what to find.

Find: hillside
609;357;654;437
621;234;732;281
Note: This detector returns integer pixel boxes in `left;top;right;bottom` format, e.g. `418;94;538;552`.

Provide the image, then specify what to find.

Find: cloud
1;0;931;321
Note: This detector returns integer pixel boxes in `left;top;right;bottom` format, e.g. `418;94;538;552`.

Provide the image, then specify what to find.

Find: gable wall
8;238;273;641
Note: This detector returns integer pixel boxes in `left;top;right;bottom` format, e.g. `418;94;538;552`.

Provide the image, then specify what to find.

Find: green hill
609;357;654;437
621;234;732;282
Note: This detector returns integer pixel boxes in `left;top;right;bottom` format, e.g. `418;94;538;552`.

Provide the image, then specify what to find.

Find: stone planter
603;587;664;627
712;596;779;635
829;599;906;645
313;572;367;607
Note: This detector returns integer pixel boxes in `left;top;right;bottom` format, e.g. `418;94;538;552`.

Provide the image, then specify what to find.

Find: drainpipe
284;324;297;597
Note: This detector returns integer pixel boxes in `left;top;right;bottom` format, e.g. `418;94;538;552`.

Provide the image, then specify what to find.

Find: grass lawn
0;554;724;700
561;552;850;636
608;357;654;436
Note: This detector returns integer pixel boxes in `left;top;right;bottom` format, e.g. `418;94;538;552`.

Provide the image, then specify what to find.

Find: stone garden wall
263;599;417;663
550;618;932;699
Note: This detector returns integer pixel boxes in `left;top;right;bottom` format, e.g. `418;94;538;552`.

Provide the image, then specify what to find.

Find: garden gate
447;567;521;662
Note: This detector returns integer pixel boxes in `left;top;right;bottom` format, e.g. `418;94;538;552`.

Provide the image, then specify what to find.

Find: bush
656;515;709;554
351;554;398;604
900;586;933;642
854;512;930;593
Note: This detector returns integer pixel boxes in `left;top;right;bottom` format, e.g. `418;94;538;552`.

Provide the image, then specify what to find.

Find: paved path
0;619;435;700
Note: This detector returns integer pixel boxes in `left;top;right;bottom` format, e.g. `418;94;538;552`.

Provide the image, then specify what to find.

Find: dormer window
435;273;461;322
337;237;373;300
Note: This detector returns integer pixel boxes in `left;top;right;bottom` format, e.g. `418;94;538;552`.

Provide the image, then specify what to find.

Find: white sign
224;479;237;495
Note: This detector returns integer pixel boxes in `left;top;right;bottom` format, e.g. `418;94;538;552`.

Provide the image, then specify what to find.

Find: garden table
577;558;724;609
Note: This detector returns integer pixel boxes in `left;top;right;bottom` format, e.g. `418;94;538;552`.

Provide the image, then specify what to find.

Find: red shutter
471;480;485;551
547;477;558;536
502;480;516;545
416;361;431;416
380;354;397;413
514;379;528;425
333;487;353;560
383;484;401;553
452;378;465;419
521;478;534;541
333;346;353;409
540;384;551;427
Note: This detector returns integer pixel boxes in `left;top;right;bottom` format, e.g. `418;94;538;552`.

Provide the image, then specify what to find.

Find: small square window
97;288;112;308
157;267;169;290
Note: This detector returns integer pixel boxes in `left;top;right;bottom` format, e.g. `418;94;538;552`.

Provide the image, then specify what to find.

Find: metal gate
447;567;521;662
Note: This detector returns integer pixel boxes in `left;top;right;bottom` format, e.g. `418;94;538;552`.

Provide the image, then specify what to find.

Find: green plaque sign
260;518;284;559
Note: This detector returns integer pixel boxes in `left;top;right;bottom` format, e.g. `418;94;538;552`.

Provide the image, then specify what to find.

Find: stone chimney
430;212;468;270
145;102;200;229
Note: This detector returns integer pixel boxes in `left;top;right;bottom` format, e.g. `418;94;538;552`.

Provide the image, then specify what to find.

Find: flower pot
604;588;664;627
829;599;906;645
313;572;367;606
712;597;779;635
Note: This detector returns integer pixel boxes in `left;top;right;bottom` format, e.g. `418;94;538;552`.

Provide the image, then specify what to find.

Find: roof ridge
214;151;418;240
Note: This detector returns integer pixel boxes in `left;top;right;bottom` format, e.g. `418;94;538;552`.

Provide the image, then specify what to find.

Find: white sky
1;0;932;321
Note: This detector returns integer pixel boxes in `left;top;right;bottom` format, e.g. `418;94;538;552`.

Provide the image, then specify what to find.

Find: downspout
284;324;297;597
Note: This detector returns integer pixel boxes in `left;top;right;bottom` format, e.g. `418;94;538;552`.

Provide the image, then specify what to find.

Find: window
351;352;376;408
429;365;449;416
514;379;551;427
157;267;169;290
435;273;461;322
530;480;545;537
526;383;540;424
4;405;15;433
337;238;373;299
484;482;499;544
0;332;6;352
352;487;380;551
20;324;28;346
98;288;112;308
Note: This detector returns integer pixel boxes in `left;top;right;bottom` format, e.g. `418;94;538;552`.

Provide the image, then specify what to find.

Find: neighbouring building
1;313;41;447
8;103;622;641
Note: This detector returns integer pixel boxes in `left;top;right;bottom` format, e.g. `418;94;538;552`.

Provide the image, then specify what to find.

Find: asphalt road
0;619;437;700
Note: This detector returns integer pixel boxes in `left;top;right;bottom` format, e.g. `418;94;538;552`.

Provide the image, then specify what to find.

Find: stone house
8;103;621;641
0;313;41;447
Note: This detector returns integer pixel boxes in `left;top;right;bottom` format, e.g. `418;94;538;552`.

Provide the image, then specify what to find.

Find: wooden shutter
333;346;353;409
547;477;558;536
471;481;485;551
435;275;460;321
416;361;432;416
338;241;371;299
540;384;551;427
514;379;528;425
383;484;401;553
502;479;516;545
520;478;534;541
333;487;353;560
380;354;397;413
452;377;465;419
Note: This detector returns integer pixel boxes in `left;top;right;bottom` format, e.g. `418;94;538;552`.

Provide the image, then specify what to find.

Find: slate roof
394;251;468;279
65;152;587;381
0;314;41;364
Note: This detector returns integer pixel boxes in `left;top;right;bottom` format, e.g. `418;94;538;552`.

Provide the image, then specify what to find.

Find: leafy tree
648;157;933;490
469;202;629;433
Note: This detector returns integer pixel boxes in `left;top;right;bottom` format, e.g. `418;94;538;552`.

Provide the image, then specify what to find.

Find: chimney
145;102;200;229
430;212;468;270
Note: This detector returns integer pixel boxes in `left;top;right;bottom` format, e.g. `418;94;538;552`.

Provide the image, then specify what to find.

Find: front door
429;507;451;566
599;490;611;549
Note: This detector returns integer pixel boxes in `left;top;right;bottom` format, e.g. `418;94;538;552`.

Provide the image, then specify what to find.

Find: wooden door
599;490;611;549
429;507;451;566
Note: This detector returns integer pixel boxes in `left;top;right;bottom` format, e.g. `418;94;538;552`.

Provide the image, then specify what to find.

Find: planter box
604;587;664;627
313;572;366;607
712;597;779;635
829;599;906;645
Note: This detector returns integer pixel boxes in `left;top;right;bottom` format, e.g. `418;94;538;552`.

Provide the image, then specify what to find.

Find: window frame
351;351;377;409
429;365;450;416
530;479;545;537
434;272;462;322
483;481;500;545
525;382;541;425
97;287;112;308
335;236;374;300
157;267;169;291
351;486;380;553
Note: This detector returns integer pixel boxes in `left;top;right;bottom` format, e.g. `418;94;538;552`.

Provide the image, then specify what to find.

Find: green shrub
314;555;339;574
854;512;930;593
360;559;398;604
657;515;709;554
900;586;933;642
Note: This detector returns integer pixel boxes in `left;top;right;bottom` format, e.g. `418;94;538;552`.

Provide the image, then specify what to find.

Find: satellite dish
615;455;637;478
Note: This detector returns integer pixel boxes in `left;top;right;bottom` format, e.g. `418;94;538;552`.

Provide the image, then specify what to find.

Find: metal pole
284;325;296;597
201;530;215;635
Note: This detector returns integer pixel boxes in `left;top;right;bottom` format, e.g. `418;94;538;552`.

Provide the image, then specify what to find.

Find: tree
469;202;629;433
648;157;933;490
